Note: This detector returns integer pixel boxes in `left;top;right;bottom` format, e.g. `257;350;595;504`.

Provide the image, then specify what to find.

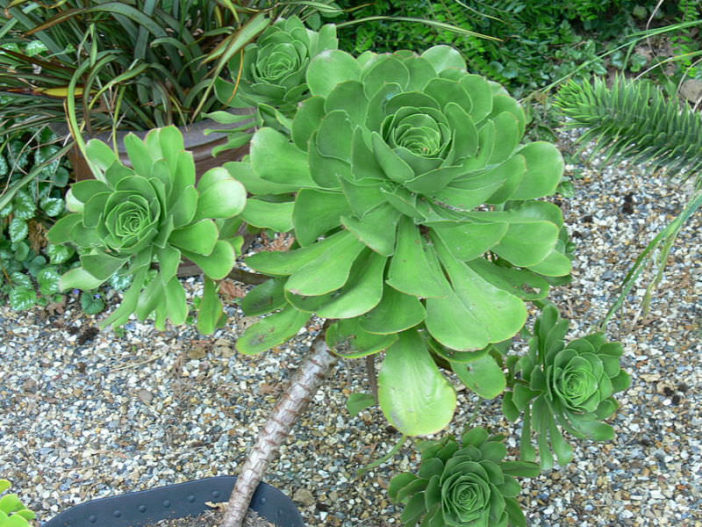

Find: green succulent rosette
389;428;539;527
502;305;631;469
47;126;246;334
232;45;570;436
0;480;35;527
215;16;338;114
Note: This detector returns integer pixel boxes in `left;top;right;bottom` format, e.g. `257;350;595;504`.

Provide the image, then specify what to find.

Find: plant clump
47;126;247;333
0;480;35;527
503;304;631;468
215;16;339;115
230;44;571;436
389;428;539;527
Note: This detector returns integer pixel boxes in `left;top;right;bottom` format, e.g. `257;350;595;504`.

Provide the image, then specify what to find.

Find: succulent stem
219;327;336;527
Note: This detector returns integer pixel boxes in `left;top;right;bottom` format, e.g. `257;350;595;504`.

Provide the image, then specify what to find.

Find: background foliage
336;0;688;96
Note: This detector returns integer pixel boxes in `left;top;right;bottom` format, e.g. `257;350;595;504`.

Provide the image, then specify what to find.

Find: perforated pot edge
42;476;304;527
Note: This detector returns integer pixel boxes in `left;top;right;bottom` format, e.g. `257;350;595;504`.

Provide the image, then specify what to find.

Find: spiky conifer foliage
555;75;702;186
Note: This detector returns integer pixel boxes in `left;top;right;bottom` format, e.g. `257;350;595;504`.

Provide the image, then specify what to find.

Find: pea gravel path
1;130;700;527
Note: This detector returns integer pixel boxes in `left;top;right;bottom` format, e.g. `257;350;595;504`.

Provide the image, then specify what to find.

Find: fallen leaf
187;341;209;359
219;279;248;300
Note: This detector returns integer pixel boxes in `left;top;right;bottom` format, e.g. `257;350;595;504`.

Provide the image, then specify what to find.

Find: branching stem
219;327;337;527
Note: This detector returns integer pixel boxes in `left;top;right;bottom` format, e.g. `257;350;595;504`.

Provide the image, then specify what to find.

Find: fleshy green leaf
421;45;466;73
198;278;223;335
59;267;105;291
193;171;246;221
123;133;153;177
85;139;118;176
510;142;564;200
286;249;386;318
241;199;294;232
451;354;506;399
240;278;287;317
164;277;187;325
80;252;128;280
429;222;507;261
326;318;398;358
168;220;219;255
284;234;365;296
425;238;527;351
346;393;376;417
360;285;426;335
386;217;450;299
293;189;349;246
491;221;559;267
307;50;361;97
341;203;402;257
250;128;315;187
378;330;456;436
181;240;236;280
237;306;310;355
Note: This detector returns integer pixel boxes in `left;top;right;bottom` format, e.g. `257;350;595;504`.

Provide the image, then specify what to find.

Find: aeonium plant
0;480;35;527
43;40;631;527
215;16;338;115
389;428;539;527
47;126;247;334
230;44;571;435
213;44;574;526
208;16;339;155
502;304;631;469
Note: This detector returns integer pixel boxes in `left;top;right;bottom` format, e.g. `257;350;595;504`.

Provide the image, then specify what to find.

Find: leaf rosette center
382;106;451;166
103;191;160;253
441;464;492;524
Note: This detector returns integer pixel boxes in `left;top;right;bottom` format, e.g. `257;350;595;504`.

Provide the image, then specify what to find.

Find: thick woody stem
219;330;337;527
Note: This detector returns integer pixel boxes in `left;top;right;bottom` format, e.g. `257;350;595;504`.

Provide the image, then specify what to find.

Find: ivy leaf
37;267;61;296
46;243;75;265
12;190;36;220
0;201;13;217
40;197;64;217
26;255;47;277
10;287;37;310
9;272;32;289
81;292;106;315
9;218;28;243
12;241;30;262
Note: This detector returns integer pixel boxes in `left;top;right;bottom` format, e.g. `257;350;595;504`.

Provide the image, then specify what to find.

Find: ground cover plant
21;14;642;526
0;480;34;527
0;124;75;311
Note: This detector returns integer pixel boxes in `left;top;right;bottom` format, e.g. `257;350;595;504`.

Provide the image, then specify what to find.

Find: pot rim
41;475;304;527
49;107;256;150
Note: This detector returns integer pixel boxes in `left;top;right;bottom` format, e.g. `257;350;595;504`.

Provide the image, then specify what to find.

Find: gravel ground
1;130;700;527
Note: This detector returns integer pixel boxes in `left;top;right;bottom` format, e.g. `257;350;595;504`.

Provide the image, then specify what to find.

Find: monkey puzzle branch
220;329;337;527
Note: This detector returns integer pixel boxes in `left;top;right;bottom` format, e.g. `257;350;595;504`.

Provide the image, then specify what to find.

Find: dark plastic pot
42;476;304;527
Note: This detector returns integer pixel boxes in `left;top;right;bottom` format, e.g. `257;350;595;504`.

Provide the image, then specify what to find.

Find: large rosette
231;45;571;436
